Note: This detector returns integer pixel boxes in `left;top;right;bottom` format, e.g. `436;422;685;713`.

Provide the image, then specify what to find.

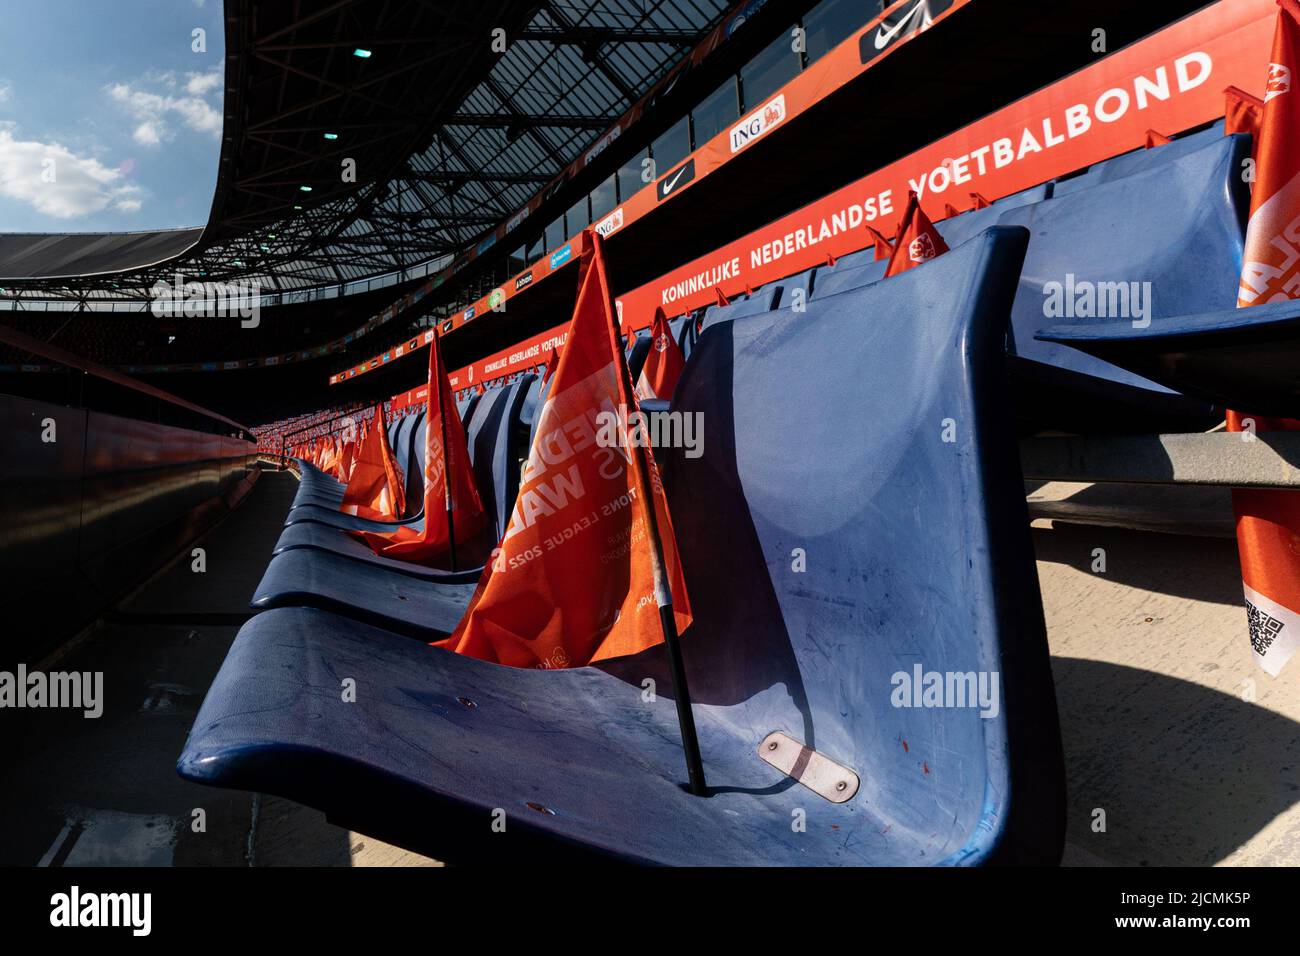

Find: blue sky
0;0;224;233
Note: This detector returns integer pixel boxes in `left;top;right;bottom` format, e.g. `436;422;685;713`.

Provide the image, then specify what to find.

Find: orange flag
1228;0;1300;676
884;190;949;277
1143;129;1173;148
866;225;895;261
355;338;487;564
635;307;687;402
340;404;406;520
438;231;693;668
319;437;338;475
336;436;355;483
1225;85;1264;157
541;348;559;384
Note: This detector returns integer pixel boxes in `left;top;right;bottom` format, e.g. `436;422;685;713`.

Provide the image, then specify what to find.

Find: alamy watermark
0;665;102;718
890;664;1000;719
150;272;261;328
1042;273;1152;328
50;886;150;936
595;404;703;459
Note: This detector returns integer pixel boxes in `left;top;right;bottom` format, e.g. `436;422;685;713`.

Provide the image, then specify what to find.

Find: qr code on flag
1246;600;1286;656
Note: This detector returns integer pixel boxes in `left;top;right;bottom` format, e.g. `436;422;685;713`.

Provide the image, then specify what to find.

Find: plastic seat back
999;131;1249;402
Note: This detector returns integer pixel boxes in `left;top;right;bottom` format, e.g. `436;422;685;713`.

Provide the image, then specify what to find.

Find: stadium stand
179;226;1065;865
7;0;1300;882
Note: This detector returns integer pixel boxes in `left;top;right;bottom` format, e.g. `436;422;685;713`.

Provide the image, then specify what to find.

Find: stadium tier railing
0;322;259;663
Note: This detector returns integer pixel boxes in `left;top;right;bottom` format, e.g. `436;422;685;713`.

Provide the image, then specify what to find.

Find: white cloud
185;71;221;96
134;121;162;146
0;126;142;218
105;69;222;146
0;83;11;105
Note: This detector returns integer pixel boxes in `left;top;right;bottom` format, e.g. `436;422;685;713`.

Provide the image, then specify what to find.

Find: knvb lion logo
1267;62;1292;103
653;332;670;353
909;233;938;262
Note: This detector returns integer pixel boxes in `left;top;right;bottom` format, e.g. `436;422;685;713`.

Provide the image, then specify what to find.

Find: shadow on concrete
1032;522;1243;606
1053;656;1300;865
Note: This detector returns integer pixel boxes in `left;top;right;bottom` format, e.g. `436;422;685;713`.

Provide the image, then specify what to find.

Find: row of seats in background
176;119;1250;865
535;119;1242;436
253;400;375;457
254;117;1249;659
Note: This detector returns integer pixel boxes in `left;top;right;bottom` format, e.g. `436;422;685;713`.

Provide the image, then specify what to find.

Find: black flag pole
433;333;458;573
588;230;707;796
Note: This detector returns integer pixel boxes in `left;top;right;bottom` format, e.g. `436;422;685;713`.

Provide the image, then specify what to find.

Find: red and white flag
340;404;406;520
635;306;686;402
438;231;693;668
1230;0;1300;676
356;337;487;563
884;190;949;278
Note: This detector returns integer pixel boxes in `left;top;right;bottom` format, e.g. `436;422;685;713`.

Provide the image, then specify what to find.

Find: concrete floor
0;470;438;867
1035;520;1300;866
2;468;1296;866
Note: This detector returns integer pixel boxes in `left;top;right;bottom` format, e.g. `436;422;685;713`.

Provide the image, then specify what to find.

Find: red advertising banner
616;0;1273;320
330;0;977;386
431;0;1273;391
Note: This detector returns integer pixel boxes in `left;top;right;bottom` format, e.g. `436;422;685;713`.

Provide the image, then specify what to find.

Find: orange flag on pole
1229;0;1300;676
866;225;895;261
438;231;693;669
319;437;338;475
635;306;687;402
340;404;406;520
884;190;950;278
356;337;487;565
335;436;354;481
1224;85;1264;155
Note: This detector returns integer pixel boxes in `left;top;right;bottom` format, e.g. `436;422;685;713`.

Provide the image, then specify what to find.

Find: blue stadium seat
775;268;815;309
810;259;886;301
700;286;781;332
1051;121;1226;197
457;393;480;430
250;549;478;635
180;226;1064;866
252;376;535;618
286;409;420;524
1037;295;1300;418
627;331;653;381
998;130;1250;427
401;411;428;519
936;183;1053;248
270;386;510;564
824;246;873;271
673;313;701;361
521;375;546;448
467;376;535;538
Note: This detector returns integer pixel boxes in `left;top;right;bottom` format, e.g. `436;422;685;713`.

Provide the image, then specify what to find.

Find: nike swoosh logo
661;165;690;196
874;1;930;50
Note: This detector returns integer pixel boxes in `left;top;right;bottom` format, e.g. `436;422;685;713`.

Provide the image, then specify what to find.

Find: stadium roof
0;0;732;302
